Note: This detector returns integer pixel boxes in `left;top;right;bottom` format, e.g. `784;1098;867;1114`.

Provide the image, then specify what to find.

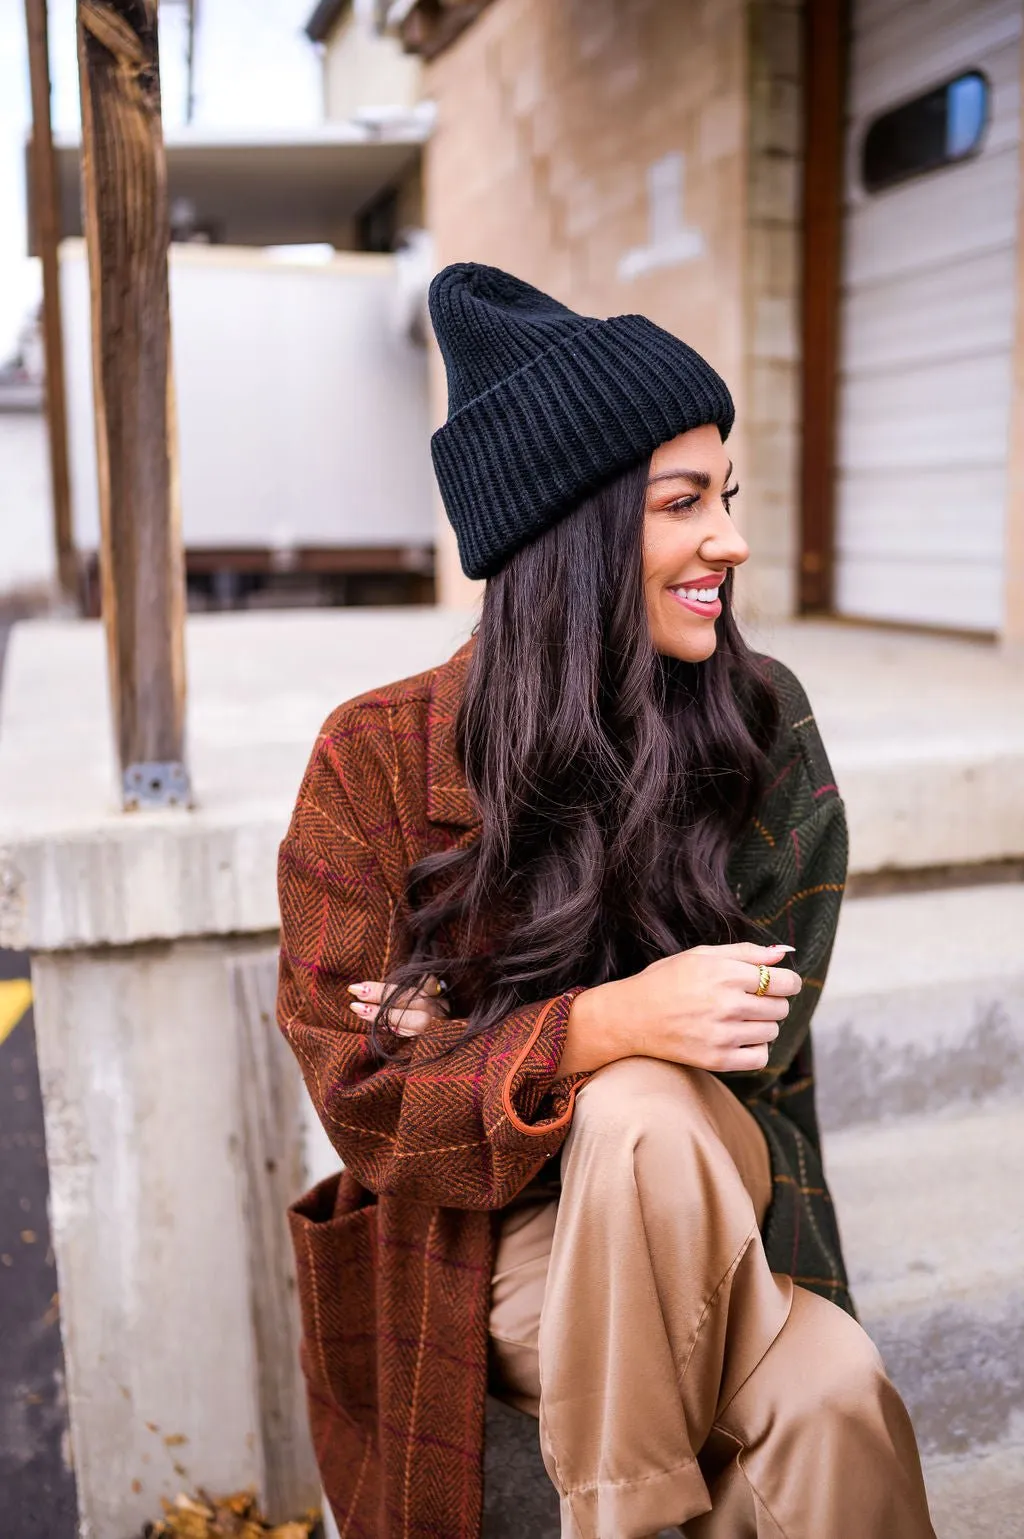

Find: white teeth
676;585;720;603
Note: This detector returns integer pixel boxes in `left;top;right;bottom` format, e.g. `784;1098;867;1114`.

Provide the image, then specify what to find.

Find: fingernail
771;945;796;953
349;1001;371;1016
347;983;367;996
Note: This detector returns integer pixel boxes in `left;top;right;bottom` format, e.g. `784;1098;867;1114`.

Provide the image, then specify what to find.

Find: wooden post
798;0;848;614
24;0;77;606
76;0;191;809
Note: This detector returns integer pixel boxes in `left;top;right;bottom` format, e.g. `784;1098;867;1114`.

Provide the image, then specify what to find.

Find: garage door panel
840;248;1017;375
837;353;1014;471
851;0;1021;115
835;468;1006;560
835;0;1019;632
851;30;1020;132
844;145;1019;287
834;557;1004;631
847;63;1020;195
853;0;1017;41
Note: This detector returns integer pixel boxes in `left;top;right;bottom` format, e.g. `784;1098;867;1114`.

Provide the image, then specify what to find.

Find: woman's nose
701;507;750;569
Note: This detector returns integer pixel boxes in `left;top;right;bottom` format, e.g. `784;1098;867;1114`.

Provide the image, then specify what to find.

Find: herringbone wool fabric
277;638;852;1539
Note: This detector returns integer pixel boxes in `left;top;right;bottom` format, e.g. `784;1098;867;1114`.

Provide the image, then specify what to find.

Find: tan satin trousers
488;1058;936;1539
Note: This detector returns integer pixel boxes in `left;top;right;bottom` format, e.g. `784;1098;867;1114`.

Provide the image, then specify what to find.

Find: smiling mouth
668;581;723;606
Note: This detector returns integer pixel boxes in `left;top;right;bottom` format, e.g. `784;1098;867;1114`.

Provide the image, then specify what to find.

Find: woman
278;264;935;1538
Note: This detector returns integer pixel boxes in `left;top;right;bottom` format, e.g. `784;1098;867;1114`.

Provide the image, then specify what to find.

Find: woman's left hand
347;975;449;1037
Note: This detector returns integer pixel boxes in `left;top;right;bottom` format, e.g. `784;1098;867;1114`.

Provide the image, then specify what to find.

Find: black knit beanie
428;262;735;579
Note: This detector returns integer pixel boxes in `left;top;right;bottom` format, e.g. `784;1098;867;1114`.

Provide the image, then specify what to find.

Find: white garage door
835;0;1022;631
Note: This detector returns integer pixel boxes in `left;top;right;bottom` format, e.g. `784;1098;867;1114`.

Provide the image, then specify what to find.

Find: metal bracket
122;761;192;811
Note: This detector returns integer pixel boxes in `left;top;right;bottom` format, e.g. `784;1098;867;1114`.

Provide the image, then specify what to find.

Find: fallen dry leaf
140;1488;320;1539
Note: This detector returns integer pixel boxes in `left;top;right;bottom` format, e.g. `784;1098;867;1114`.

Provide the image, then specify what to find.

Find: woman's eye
666;495;700;514
722;482;740;510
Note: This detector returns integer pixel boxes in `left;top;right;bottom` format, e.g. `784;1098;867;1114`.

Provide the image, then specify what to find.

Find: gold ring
755;964;771;997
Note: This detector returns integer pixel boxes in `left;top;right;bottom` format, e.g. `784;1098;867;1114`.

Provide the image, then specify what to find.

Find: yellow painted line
0;979;33;1047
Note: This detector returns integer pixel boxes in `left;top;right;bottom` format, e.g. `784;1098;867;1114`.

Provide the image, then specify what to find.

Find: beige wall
425;0;752;607
744;0;804;620
322;6;422;120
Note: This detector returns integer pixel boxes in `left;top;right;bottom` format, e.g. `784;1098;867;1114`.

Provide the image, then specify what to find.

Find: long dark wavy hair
374;459;779;1049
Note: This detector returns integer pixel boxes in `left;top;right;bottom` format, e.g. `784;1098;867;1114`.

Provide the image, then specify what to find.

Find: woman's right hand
558;942;802;1078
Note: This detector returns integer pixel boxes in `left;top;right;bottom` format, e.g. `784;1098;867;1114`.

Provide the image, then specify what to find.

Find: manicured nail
771;945;796;954
347;983;369;996
349;1001;371;1016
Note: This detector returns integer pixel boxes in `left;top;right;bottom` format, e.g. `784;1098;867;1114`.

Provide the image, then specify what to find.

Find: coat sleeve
276;714;586;1210
722;668;849;1100
731;794;847;1096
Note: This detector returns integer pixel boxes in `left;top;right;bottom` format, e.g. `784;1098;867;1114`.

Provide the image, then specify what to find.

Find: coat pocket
288;1170;379;1430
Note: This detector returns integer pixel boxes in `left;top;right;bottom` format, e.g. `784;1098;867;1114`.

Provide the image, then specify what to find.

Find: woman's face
642;423;749;663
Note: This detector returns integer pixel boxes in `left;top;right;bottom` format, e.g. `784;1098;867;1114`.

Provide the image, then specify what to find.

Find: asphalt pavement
1;611;77;1536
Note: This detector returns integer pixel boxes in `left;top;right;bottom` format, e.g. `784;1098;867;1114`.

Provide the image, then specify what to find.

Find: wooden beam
76;0;190;809
395;0;494;59
798;0;848;614
24;0;77;606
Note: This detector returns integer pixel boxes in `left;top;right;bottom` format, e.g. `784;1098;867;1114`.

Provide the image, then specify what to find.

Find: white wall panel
61;243;435;554
835;0;1022;631
0;412;55;594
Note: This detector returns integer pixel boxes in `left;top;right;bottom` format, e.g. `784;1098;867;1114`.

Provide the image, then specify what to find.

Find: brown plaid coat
277;638;852;1539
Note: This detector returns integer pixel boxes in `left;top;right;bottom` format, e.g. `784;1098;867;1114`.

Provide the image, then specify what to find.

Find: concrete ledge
814;885;1024;1130
824;1102;1024;1318
923;1439;1024;1539
0;610;473;951
30;936;323;1537
872;1291;1024;1461
755;619;1024;875
2;612;1023;950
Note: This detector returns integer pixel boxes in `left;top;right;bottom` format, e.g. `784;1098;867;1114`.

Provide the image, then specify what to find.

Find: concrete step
826;1101;1024;1318
825;1101;1024;1469
752;618;1024;874
923;1438;1024;1539
813;883;1024;1131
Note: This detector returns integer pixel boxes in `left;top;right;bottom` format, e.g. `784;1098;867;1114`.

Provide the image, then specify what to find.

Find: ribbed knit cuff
431;314;734;579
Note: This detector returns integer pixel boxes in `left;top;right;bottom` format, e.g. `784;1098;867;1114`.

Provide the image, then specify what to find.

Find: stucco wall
423;0;755;608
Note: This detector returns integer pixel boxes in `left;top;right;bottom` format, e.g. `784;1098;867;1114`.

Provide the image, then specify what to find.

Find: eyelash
666;482;740;514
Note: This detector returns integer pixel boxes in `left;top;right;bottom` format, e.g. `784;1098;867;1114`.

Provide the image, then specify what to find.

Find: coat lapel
425;636;482;831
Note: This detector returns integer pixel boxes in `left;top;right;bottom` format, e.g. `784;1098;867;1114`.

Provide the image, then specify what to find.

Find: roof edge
305;0;350;43
384;0;495;60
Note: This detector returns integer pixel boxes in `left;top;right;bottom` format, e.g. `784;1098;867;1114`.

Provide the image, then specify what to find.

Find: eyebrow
646;461;734;491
